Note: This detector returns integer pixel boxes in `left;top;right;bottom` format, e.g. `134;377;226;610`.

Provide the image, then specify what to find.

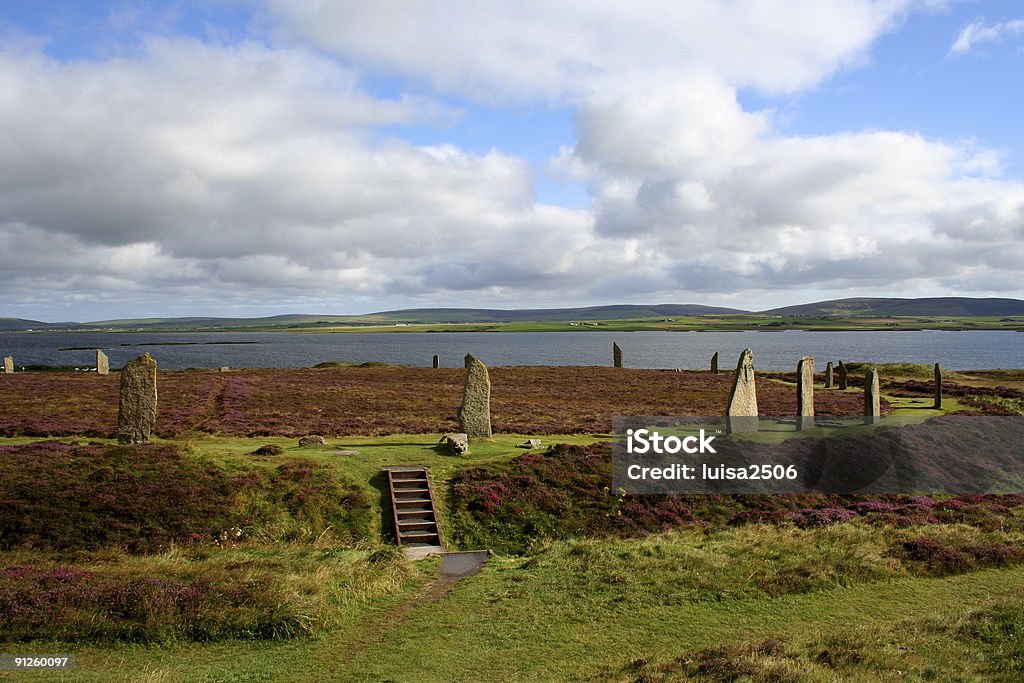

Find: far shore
5;313;1024;335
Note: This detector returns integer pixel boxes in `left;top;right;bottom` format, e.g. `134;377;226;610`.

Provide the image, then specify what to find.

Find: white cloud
2;2;1024;319
266;0;926;99
950;17;1024;54
558;81;1024;296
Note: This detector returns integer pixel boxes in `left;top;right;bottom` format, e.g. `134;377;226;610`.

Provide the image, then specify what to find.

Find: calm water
0;330;1021;371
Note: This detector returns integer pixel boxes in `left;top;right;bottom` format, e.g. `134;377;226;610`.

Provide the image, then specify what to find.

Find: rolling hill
2;297;1023;332
761;297;1024;317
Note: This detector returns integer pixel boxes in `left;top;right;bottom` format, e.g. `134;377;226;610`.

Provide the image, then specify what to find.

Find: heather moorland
0;365;1022;680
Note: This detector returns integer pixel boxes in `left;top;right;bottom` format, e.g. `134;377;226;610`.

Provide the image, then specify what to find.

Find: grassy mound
0;545;414;644
0;441;386;643
0;442;374;552
448;442;1024;554
0;442;236;553
607;597;1024;682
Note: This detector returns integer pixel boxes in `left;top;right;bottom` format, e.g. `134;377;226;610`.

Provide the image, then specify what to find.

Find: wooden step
384;466;444;550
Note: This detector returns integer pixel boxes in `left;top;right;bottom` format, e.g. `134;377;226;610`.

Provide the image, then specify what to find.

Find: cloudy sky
1;1;1023;321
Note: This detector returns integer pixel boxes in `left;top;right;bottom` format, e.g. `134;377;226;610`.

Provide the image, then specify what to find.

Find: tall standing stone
933;363;942;409
710;352;719;374
864;367;880;425
117;353;158;444
726;348;758;433
824;361;834;388
96;350;109;376
2;356;12;374
797;355;815;430
837;361;849;390
458;354;492;437
613;342;623;368
432;354;440;369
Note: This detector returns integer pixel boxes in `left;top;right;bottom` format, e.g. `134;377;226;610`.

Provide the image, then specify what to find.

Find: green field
264;313;1024;334
2;376;1023;681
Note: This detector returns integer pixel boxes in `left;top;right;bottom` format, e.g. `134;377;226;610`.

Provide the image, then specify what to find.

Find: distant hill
761;297;1024;317
365;304;746;323
0;318;74;331
0;305;743;332
3;298;1023;332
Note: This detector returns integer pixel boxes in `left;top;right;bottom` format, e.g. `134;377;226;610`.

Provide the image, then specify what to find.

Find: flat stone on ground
444;433;469;454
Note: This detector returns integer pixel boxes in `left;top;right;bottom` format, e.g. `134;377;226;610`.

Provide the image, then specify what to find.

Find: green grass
4;433;1024;681
177;432;604;539
606;595;1024;681
14;524;1023;682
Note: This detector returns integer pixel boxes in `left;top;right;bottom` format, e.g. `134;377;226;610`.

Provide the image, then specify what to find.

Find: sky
1;1;1023;321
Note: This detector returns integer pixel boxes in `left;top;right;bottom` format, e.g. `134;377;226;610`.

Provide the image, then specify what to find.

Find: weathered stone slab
96;350;109;375
824;361;833;388
117;353;158;444
458;354;492;437
432;354;440;369
864;367;881;424
726;348;758;433
444;433;469;454
613;342;623;368
2;356;12;374
837;361;849;390
934;362;942;409
298;435;327;446
710;352;718;374
797;356;815;430
517;438;543;449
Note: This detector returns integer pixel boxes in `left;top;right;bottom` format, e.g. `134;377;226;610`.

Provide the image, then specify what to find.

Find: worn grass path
15;564;1022;682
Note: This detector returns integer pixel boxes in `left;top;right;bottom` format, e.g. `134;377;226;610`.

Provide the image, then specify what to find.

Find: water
1;330;1021;371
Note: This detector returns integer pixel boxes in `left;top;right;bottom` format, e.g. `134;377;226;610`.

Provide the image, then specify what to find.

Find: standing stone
613;342;623;368
710;352;719;374
117;353;158;444
824;361;834;389
96;350;109;376
432;354;440;369
2;356;12;374
797;356;815;430
864;367;881;425
458;354;492;437
934;363;942;409
726;348;758;433
837;361;849;390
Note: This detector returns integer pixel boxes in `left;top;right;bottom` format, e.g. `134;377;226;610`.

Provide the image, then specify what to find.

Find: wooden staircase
385;466;444;557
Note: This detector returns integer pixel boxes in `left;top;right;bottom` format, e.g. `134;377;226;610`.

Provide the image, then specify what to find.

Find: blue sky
1;1;1023;320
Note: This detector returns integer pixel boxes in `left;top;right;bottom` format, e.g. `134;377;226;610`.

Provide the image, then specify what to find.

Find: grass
6;520;1024;681
604;595;1024;681
0;543;422;646
2;363;1023;679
